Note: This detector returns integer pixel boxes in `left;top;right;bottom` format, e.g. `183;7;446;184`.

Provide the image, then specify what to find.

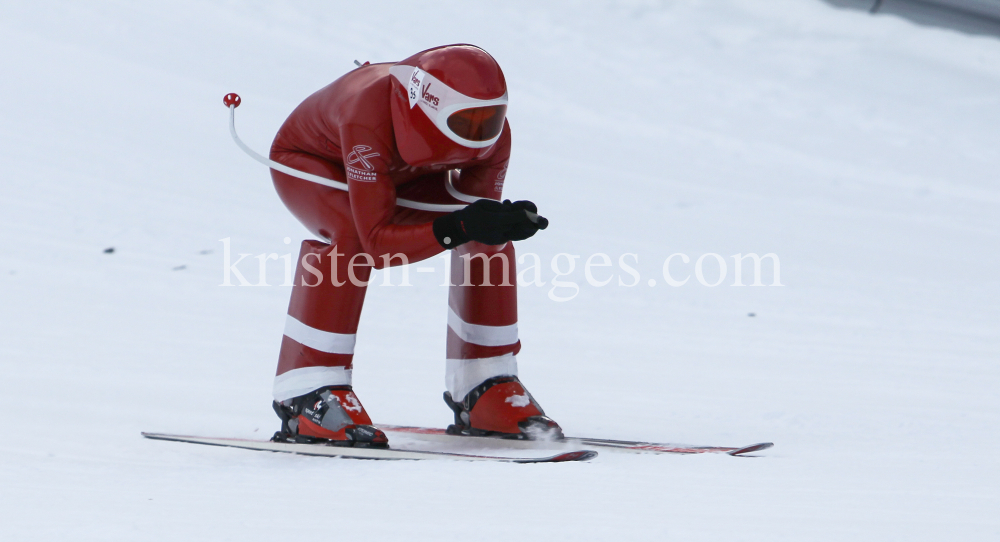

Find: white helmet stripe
389;64;508;149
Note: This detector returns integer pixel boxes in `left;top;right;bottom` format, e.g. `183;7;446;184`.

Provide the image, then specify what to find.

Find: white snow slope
2;1;998;540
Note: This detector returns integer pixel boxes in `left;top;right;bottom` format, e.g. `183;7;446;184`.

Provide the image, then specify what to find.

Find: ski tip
532;450;598;463
728;442;774;456
142;432;194;443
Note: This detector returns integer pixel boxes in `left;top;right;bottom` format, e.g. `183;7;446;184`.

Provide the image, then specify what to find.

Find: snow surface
2;0;999;540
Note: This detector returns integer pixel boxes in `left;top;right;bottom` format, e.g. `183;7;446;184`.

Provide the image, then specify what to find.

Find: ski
375;425;773;456
141;432;597;463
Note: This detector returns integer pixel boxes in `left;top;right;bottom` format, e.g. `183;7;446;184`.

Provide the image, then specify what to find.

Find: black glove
433;199;548;249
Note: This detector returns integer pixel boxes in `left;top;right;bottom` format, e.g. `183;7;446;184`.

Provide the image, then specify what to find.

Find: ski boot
443;376;563;440
271;386;388;448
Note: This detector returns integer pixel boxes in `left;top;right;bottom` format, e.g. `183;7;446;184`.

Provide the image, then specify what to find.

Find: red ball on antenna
223;93;241;107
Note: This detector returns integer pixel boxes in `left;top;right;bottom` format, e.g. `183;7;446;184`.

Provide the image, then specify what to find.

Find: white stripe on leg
283;315;357;354
445;354;518;401
447;307;518;347
273;366;353;402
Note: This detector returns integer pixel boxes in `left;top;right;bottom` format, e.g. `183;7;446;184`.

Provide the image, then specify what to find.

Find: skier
268;44;560;447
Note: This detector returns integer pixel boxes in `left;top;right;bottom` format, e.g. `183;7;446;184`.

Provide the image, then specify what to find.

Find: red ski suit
269;63;521;403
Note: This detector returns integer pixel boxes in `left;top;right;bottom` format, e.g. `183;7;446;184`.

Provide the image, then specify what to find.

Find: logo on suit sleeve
494;162;508;193
346;145;380;182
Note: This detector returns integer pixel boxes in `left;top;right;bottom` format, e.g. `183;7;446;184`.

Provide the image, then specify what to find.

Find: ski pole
223;93;548;229
223;93;465;213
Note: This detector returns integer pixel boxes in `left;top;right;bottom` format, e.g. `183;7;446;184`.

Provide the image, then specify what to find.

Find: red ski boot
443;376;563;440
272;386;388;448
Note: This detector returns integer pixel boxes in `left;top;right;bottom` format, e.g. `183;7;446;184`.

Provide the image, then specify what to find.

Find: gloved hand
433;199;548;249
506;200;548;241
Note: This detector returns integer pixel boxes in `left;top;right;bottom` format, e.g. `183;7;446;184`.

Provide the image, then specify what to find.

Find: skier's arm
344;124;543;260
431;125;547;248
343;135;443;267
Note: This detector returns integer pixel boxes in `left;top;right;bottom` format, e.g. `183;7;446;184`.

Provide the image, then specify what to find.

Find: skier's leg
443;241;561;438
268;151;385;446
273;237;368;403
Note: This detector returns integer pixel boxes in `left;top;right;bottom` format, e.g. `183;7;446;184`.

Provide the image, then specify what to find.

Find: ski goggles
390;65;508;148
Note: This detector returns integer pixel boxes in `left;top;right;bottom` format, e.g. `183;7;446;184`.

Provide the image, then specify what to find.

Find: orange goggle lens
446;105;507;142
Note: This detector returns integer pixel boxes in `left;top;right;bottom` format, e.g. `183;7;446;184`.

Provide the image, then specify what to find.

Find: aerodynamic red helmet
389;44;508;167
